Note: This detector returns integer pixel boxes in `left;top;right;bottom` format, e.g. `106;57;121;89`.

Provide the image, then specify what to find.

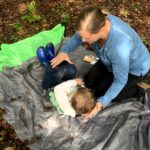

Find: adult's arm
59;32;82;53
98;39;132;107
51;32;82;68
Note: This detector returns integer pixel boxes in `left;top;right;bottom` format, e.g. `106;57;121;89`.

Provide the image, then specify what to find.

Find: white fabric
54;80;78;117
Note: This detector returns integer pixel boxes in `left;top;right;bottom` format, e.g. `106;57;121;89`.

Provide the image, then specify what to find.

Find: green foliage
10;35;20;42
28;0;36;13
0;136;4;141
131;2;140;12
12;22;22;30
61;12;70;23
143;39;150;47
59;3;65;10
21;1;42;23
21;14;41;23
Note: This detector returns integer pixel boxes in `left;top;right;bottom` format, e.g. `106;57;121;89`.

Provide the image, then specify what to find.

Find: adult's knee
84;73;94;88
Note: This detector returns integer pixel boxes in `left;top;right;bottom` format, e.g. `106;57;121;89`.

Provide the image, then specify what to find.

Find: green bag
0;24;64;71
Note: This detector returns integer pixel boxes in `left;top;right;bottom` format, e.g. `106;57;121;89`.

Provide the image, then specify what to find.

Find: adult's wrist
96;102;103;111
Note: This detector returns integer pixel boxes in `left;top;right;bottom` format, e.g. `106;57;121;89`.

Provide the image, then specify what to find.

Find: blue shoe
37;46;49;66
45;43;55;61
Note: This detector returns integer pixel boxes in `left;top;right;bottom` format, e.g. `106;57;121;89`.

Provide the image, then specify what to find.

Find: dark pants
84;60;143;102
42;61;76;89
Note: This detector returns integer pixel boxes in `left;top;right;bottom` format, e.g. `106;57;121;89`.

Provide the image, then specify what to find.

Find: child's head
71;87;96;115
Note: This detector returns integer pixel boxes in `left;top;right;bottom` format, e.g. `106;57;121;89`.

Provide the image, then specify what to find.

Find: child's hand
75;78;84;86
83;102;103;119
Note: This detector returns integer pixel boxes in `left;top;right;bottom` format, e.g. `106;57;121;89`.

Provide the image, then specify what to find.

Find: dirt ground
0;0;150;149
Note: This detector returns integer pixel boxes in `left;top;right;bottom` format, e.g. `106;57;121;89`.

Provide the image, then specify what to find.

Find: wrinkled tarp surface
0;39;150;150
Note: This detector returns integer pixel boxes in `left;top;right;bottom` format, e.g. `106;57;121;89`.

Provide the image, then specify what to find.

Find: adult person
51;6;150;118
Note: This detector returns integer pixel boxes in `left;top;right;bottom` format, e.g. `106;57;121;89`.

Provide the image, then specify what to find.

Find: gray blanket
0;41;150;150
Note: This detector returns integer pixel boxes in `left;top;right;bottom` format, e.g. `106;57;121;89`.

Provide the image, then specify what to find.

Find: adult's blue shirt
59;14;150;107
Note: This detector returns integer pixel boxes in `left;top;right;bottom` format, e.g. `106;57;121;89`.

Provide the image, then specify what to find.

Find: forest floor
0;0;150;149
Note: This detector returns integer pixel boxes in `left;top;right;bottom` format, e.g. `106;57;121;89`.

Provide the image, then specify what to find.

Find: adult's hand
83;102;103;119
51;52;73;68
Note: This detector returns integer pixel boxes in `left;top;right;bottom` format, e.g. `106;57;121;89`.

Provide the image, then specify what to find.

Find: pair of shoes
37;43;55;66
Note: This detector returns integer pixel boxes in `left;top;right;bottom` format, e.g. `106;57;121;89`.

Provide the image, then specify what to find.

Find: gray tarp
0;39;150;150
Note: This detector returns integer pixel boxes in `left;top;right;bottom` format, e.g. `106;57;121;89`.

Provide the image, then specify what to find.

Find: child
37;43;77;89
37;43;96;117
54;78;96;117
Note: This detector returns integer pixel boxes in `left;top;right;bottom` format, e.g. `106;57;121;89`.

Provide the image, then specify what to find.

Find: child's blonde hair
71;87;96;114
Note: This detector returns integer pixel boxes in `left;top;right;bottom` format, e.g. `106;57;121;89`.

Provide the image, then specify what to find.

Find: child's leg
42;63;64;89
42;62;76;89
59;61;77;80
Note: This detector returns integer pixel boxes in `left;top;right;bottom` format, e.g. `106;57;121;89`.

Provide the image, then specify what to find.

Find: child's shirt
54;80;78;117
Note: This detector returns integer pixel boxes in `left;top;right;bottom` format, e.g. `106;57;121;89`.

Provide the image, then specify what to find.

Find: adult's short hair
76;6;106;34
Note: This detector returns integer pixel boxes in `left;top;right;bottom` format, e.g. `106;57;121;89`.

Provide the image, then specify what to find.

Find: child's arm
54;80;78;117
74;78;84;86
